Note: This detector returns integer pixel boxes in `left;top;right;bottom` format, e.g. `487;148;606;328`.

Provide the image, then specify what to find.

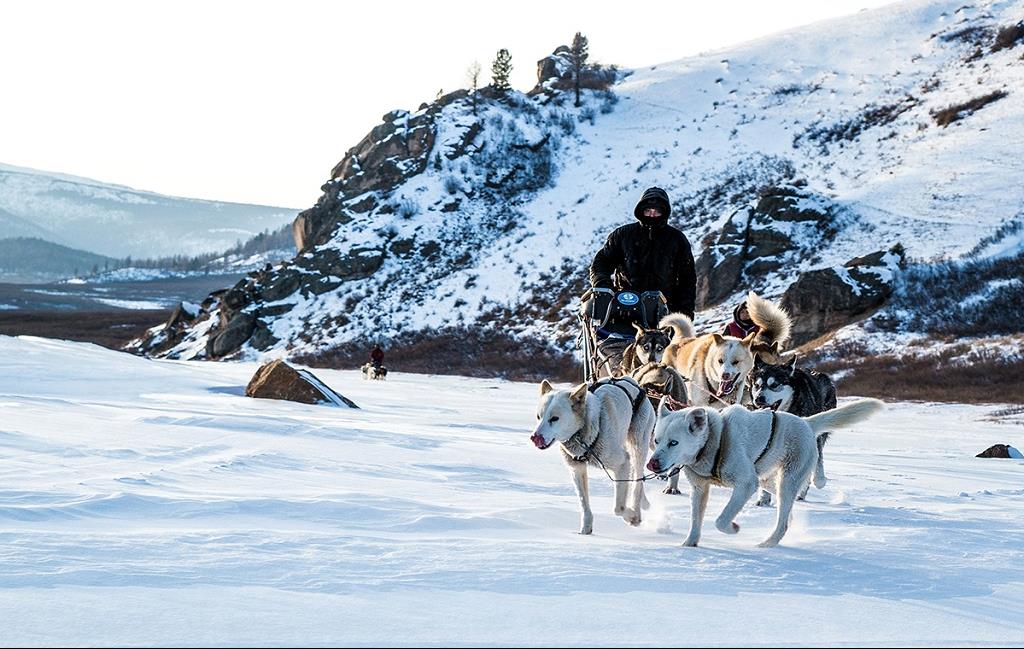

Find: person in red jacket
370;344;385;370
723;301;760;338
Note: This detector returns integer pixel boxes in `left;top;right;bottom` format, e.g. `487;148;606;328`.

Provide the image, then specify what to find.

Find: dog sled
361;363;388;380
577;288;668;383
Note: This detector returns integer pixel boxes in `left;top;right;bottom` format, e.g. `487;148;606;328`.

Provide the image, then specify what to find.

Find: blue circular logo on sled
616;291;640;306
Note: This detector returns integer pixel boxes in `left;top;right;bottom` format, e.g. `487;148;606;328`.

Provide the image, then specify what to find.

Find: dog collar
562;426;595;463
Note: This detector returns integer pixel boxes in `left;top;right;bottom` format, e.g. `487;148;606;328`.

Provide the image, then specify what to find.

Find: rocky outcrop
781;244;906;347
329;109;438;195
532;46;617;94
696;185;849;308
130;51;596;362
246;359;358;408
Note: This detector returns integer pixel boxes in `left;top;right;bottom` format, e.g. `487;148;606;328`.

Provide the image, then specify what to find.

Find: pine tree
491;49;512;93
466;60;482;115
570;32;589;108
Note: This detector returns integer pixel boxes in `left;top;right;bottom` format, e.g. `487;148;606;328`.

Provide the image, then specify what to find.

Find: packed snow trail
1;336;1022;646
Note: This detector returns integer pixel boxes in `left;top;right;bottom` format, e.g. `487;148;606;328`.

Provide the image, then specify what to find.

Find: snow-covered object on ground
2;335;1023;645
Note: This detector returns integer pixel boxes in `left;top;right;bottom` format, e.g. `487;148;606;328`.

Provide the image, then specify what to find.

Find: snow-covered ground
1;335;1023;646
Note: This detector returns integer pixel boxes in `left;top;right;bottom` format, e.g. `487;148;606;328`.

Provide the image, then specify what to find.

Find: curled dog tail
658;313;695;342
805;399;884;435
746;291;791;347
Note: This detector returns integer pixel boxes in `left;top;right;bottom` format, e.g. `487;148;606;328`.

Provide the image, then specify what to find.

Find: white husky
531;377;655;535
646;398;883;547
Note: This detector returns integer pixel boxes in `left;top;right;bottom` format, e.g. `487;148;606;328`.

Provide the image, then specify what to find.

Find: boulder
165;301;200;331
259;269;302;302
301;246;385;281
208;312;257;358
245;359;358;408
537;46;573;84
781;244;905;346
976;444;1023;458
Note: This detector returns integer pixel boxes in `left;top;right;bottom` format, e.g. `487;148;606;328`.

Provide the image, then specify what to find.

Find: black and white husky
749;356;837;504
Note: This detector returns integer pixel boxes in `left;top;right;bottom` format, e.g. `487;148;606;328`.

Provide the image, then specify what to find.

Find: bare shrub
443;175;461;195
877;251;1024;337
808;343;1024;404
397;198;420;219
931;90;1008;127
992;22;1024;52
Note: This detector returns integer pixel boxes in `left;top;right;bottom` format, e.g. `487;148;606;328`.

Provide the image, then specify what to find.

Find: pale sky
1;0;901;208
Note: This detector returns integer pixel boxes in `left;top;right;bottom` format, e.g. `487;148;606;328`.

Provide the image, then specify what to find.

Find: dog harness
562;378;647;463
690;430;725;481
689;412;777;482
754;411;779;465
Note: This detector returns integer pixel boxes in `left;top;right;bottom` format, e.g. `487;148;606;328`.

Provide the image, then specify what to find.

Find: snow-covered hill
139;0;1024;370
0;162;298;258
1;335;1022;645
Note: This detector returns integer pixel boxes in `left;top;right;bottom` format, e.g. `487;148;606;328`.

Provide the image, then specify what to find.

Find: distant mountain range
0;237;115;284
0;162;298;259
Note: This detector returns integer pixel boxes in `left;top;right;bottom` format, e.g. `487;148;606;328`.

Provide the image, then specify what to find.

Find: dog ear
658;395;670;417
712;333;725;345
540;379;554;395
690;407;707;431
770;341;780;356
570;383;589;404
632;322;646;335
787;355;798;376
661;326;674;339
741;331;757;346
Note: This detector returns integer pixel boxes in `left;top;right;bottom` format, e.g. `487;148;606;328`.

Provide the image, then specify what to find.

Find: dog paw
662;486;682;495
757;538;780;548
682;538;699;547
623;509;642;526
579;526;593;535
716;520;740;535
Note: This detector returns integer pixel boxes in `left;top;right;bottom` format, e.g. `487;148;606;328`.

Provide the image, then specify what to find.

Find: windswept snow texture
1;336;1022;646
0;163;297;258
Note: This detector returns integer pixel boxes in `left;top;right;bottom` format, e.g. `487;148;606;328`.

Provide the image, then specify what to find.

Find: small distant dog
531;377;655;535
361;363;387;380
646;399;883;547
618;323;674;375
749;355;838;505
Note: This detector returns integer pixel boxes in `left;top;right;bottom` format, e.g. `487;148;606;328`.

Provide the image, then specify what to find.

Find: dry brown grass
0;310;170;350
293;327;581;383
809;342;1024;404
992;22;1024;52
931;90;1008;127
